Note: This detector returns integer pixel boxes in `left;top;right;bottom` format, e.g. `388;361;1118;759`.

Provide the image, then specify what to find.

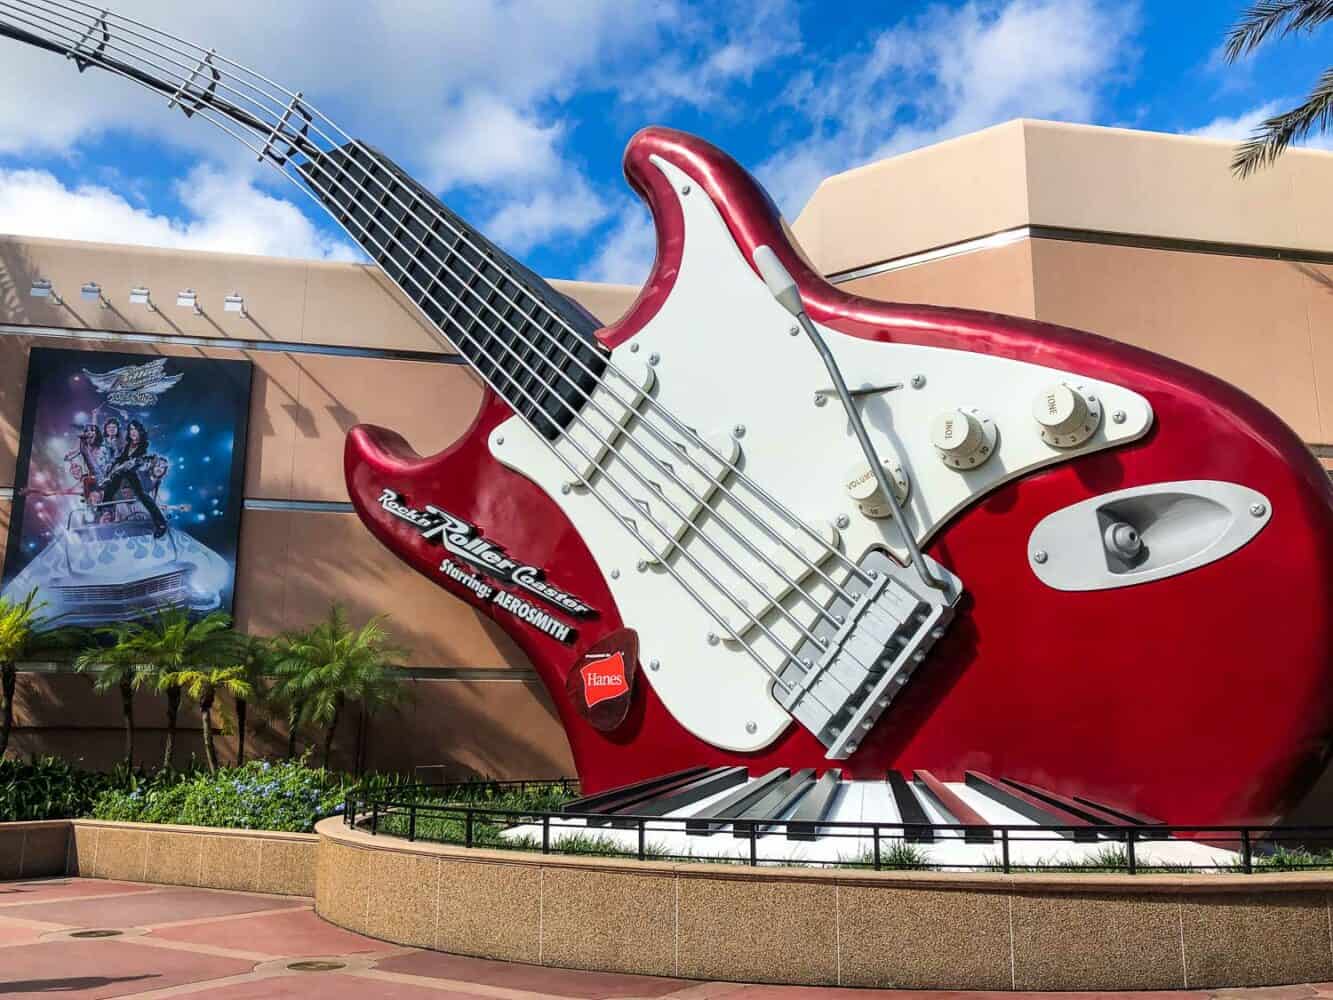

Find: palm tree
1226;2;1333;175
270;606;408;769
166;664;251;772
118;609;241;769
75;624;149;770
231;634;274;765
0;589;85;758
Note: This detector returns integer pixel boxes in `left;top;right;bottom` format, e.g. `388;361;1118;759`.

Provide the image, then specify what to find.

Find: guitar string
24;0;875;615
43;0;882;596
7;0;868;635
0;6;870;715
9;3;921;743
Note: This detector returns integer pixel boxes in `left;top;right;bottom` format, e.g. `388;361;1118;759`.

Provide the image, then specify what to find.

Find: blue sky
0;1;1329;287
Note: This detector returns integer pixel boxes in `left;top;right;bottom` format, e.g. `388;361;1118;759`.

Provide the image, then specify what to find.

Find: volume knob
930;408;996;469
843;456;910;519
1033;383;1101;448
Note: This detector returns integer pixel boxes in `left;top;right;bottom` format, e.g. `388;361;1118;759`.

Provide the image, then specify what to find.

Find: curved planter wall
315;818;1333;991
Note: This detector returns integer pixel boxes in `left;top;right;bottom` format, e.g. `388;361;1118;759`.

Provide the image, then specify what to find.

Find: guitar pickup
558;359;655;487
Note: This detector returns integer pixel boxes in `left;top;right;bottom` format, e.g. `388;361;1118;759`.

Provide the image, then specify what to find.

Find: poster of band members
2;348;252;629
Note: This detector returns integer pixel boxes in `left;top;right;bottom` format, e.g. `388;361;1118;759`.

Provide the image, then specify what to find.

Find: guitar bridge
776;549;961;758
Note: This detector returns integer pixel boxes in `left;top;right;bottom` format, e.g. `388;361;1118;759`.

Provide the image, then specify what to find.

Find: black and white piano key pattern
504;769;1237;869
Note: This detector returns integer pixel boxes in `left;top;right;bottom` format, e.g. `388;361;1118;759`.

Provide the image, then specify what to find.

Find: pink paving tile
0;938;255;998
180;972;488;999
376;949;689;998
6;886;298;929
0;878;158;904
149;905;383;958
0;918;45;946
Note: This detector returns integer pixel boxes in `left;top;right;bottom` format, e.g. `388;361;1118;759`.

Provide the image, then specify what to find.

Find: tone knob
930;408;996;469
1033;382;1101;448
843;456;910;519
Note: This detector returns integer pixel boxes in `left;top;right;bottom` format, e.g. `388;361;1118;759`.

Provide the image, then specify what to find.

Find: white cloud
0;165;358;260
0;0;677;260
484;181;609;257
1188;101;1285;141
620;0;801;111
423;94;565;191
759;0;1137;215
1186;100;1333;152
581;203;656;286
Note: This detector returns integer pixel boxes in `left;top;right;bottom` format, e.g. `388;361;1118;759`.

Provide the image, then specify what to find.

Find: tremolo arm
751;246;965;758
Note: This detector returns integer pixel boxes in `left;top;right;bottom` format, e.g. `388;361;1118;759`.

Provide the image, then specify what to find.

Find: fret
298;141;606;439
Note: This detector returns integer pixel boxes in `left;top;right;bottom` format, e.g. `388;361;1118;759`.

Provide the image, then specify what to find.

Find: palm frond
1225;1;1333;61
1233;65;1333;175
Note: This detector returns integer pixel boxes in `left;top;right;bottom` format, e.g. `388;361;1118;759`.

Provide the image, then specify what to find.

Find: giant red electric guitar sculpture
6;2;1333;827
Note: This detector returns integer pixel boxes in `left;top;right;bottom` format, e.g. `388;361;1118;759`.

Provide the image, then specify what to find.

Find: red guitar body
345;127;1333;826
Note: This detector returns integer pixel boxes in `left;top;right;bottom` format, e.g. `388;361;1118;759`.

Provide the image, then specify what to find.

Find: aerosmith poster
2;348;252;628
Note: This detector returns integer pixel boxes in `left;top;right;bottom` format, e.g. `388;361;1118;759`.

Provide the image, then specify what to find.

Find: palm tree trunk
200;688;217;773
162;684;181;770
235;697;248;765
322;697;342;769
0;662;16;759
119;677;135;770
286;701;303;760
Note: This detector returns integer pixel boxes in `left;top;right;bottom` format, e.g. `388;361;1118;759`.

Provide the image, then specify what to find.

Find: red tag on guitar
581;653;629;707
566;629;638;733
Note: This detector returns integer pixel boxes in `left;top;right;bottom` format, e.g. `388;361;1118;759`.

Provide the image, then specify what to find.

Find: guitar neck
0;5;607;442
300;144;607;440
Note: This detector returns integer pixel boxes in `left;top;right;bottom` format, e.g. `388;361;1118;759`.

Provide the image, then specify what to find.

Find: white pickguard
490;156;1152;755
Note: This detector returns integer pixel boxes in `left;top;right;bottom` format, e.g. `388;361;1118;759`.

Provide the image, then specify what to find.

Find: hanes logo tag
581;652;629;708
565;628;639;733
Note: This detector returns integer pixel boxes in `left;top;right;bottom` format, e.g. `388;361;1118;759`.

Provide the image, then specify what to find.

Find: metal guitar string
17;0;874;614
0;4;861;710
7;1;872;642
34;0;879;598
2;0;872;631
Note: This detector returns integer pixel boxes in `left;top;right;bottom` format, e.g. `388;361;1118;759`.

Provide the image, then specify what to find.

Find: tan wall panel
1292;263;1333;444
357;677;573;779
284;354;483;502
551;279;638;328
838;240;1036;318
793;121;1030;276
1023;121;1333;255
1030;239;1323;443
9;670;572;778
1;236;636;355
0;333;485;501
0;235;311;344
232;507;528;669
301;262;448;353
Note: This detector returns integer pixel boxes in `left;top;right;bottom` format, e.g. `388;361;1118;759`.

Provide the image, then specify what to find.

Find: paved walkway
2;879;1333;999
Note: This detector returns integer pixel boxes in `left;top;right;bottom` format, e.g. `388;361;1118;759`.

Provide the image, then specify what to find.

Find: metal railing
342;787;1333;874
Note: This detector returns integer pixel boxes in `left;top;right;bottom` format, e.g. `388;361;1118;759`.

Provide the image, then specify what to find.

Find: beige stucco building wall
2;118;1331;784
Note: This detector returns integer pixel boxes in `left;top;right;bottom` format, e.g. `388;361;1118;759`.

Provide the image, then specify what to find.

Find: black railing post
408;802;417;842
1242;829;1253;873
1001;828;1010;874
1126;830;1137;875
749;822;758;866
638;818;646;861
465;809;474;848
370;803;379;835
873;826;881;871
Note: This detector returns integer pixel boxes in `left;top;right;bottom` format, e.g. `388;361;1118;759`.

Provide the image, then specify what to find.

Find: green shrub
91;759;353;832
374;782;576;846
0;756;121;821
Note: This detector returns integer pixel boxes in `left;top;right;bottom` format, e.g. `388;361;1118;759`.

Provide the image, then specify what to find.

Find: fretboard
299;143;607;439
